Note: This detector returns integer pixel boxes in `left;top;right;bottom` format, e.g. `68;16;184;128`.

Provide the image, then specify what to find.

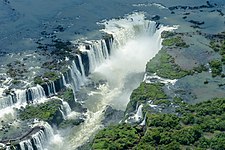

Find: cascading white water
68;66;79;92
46;81;57;96
29;84;46;103
20;140;33;150
51;81;56;95
135;104;143;122
61;72;69;88
15;89;27;105
76;54;86;81
32;130;45;150
140;113;147;126
0;84;46;110
19;142;26;150
0;84;48;119
125;104;143;123
79;39;110;73
18;121;54;150
71;61;84;90
101;40;109;59
0;12;177;150
57;12;177;149
59;106;66;120
52;96;72;118
86;49;97;73
62;101;72;116
0;95;14;109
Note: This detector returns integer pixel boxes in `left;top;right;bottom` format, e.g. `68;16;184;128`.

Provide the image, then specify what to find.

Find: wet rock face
72;102;87;113
59;117;85;129
102;105;124;126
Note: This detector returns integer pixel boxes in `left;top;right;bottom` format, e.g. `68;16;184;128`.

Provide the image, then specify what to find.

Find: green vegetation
162;36;189;48
153;99;171;106
43;71;59;81
191;64;208;74
146;50;190;79
161;31;175;38
18;99;63;126
34;76;44;85
210;40;220;52
209;59;222;77
92;124;140;150
42;61;58;70
92;98;225;150
210;40;225;54
34;71;59;85
210;39;225;64
60;88;74;103
59;88;76;110
42;60;68;73
126;82;167;114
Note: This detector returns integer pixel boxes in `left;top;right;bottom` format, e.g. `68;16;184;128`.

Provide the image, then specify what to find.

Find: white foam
144;73;178;85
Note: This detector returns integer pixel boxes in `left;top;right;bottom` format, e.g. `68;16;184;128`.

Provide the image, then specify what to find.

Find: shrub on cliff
18;99;64;126
126;82;167;114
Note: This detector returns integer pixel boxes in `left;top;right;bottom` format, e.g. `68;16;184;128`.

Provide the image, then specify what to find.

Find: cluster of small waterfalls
0;12;174;150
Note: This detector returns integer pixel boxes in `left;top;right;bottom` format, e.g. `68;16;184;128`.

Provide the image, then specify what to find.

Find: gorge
0;12;173;150
1;0;225;150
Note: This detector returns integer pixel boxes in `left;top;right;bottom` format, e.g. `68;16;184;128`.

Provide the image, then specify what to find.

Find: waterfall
99;13;158;50
51;81;56;95
52;96;72;118
18;121;54;150
140;113;147;126
0;12;178;150
72;61;84;89
29;85;46;102
0;85;47;116
69;67;79;91
61;73;69;88
57;97;72;117
32;130;45;150
20;140;33;150
86;49;97;73
101;40;109;59
92;41;105;64
0;95;14;109
17;85;46;104
46;81;57;96
62;101;72;116
135;104;143;121
66;13;178;148
76;54;86;81
59;106;66;120
68;66;78;101
91;40;110;67
19;142;26;150
76;39;111;74
15;89;27;105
